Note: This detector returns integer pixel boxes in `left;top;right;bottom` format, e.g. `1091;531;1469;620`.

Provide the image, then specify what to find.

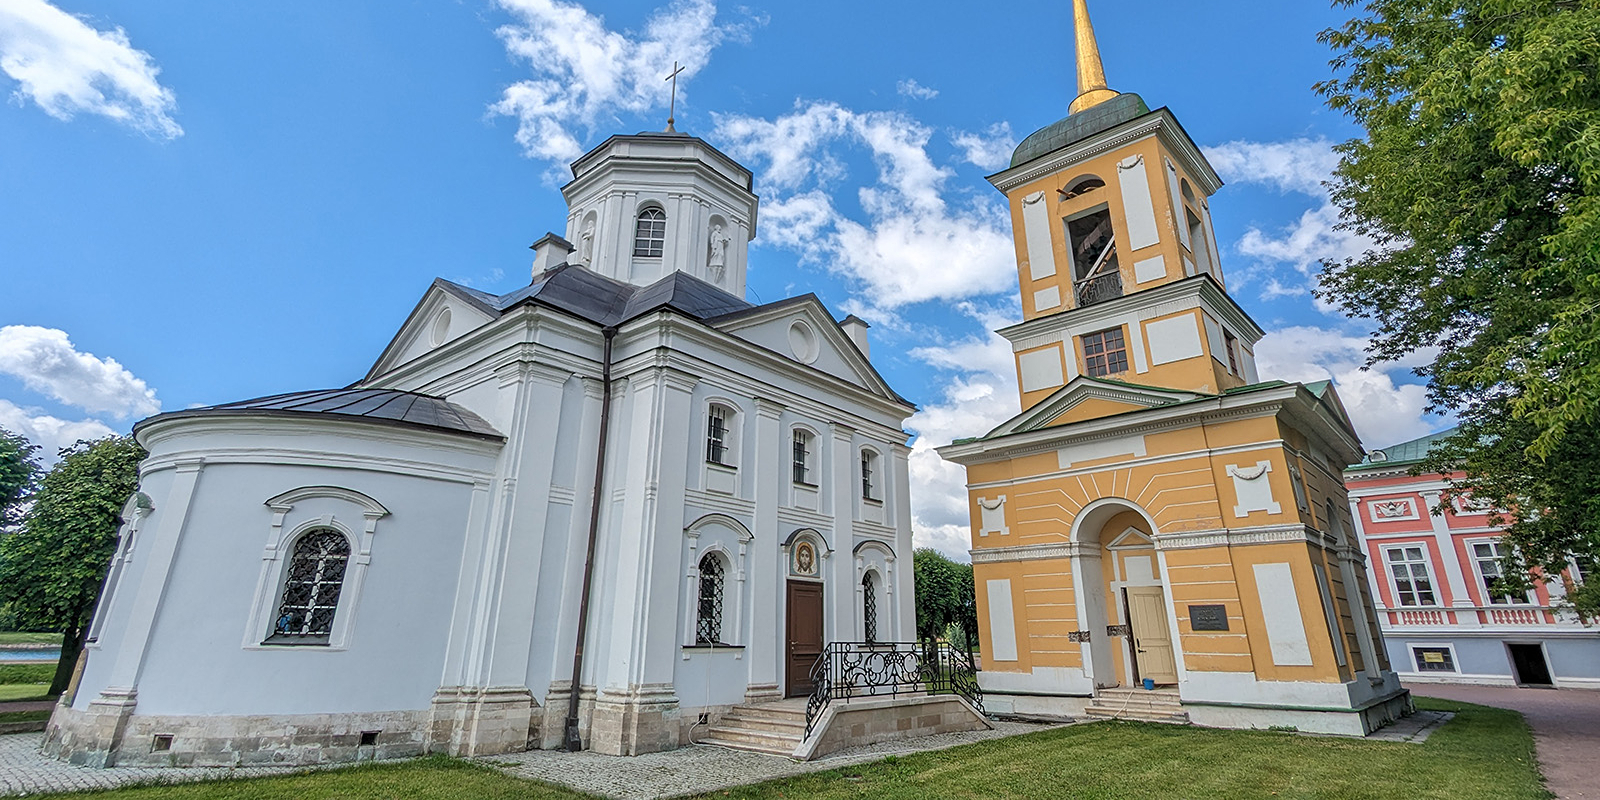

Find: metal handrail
803;641;984;738
1075;271;1123;307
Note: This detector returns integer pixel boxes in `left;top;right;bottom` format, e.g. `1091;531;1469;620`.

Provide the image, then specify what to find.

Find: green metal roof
1353;426;1459;469
1010;93;1151;169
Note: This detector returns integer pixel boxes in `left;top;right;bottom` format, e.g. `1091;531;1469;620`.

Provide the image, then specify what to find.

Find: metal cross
664;60;686;132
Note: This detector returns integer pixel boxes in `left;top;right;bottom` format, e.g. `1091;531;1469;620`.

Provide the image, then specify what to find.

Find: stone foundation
427;686;537;757
794;695;992;761
1184;689;1414;736
587;683;680;756
45;697;430;767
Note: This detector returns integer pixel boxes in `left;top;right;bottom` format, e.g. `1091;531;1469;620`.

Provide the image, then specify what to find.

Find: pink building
1345;428;1597;688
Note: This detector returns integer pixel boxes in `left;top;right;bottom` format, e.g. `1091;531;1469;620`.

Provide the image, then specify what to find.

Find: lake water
0;648;59;662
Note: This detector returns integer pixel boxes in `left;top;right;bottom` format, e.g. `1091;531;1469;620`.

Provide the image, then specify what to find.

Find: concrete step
696;734;797;757
1087;696;1183;710
717;711;807;734
731;703;808;722
1083;706;1190;724
698;724;803;753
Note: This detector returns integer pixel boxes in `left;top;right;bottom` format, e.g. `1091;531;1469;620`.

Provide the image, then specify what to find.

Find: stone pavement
1364;709;1452;743
0;733;305;797
1410;684;1600;800
483;720;1067;800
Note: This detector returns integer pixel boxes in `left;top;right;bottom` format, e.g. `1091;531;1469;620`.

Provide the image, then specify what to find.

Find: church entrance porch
1071;499;1182;691
1124;586;1178;685
785;580;824;697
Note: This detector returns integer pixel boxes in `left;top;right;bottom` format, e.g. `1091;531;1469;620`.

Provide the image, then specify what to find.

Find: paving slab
0;733;305;797
1410;683;1600;799
483;720;1069;800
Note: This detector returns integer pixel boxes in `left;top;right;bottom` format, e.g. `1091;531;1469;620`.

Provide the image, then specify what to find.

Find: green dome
1010;93;1151;169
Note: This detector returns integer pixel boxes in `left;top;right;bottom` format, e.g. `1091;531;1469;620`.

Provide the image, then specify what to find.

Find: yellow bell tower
937;1;1410;736
992;0;1257;411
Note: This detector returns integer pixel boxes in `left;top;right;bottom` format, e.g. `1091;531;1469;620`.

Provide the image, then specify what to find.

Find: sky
0;0;1449;558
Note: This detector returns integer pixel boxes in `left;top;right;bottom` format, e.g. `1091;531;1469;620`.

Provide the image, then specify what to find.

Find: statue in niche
574;218;596;266
707;222;729;284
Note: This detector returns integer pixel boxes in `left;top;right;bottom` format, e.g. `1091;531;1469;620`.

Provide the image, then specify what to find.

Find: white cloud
1203;137;1374;296
490;0;750;169
950;122;1015;172
714;103;1017;313
896;78;938;100
0;398;116;463
1254;325;1443;448
0;325;159;419
0;0;180;138
902;303;1021;560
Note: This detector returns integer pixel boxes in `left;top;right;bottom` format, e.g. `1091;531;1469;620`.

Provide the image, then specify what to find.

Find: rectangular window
861;452;876;501
792;431;811;485
1082;328;1129;377
1413;646;1456;672
1472;541;1529;605
706;407;728;465
1223;330;1239;376
1386;546;1438;607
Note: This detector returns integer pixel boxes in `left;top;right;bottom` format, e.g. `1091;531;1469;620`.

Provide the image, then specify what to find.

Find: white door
1127;586;1178;684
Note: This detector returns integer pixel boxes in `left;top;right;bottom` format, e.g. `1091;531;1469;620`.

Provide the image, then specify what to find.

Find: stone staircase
1083;686;1190;724
697;700;807;756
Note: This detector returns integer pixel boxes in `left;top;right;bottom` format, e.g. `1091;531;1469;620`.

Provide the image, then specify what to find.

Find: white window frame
1408;642;1460;674
1384;544;1440;608
859;447;882;503
243;486;388;651
792;427;817;486
682;514;752;650
706;402;738;467
1468;538;1534;606
632;206;666;258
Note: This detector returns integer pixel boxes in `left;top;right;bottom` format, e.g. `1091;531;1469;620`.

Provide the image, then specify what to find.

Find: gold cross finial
665;60;687;132
1069;0;1121;115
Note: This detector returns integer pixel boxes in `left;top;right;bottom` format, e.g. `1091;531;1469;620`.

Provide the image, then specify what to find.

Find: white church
44;131;978;767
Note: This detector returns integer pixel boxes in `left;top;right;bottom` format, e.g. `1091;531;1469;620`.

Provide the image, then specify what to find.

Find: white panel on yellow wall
1252;562;1315;666
1134;255;1167;284
986;579;1020;662
1033;285;1061;312
1228;461;1282;516
978;496;1009;537
1117;155;1162;251
1058;434;1147;468
1203;314;1227;364
1241;347;1260;383
1018;347;1065;393
1145;315;1204;365
1022;191;1057;280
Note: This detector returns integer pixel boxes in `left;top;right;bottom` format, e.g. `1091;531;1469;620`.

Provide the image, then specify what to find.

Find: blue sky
0;0;1447;556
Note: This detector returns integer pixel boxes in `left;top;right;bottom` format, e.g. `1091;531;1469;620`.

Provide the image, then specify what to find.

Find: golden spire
1069;0;1121;115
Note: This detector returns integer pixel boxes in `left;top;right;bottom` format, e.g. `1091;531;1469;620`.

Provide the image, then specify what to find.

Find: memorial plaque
1189;604;1230;631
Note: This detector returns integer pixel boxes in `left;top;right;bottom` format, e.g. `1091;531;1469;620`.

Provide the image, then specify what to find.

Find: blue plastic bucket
1143;678;1156;691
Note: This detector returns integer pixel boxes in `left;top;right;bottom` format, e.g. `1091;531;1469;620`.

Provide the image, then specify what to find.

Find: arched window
860;449;879;501
862;572;878;643
270;528;351;644
696;552;725;644
633;207;666;258
706;404;734;466
792;429;814;485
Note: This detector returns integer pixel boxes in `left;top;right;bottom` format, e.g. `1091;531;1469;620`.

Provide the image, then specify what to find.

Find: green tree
1317;0;1600;615
0;436;145;694
913;548;977;650
0;426;40;532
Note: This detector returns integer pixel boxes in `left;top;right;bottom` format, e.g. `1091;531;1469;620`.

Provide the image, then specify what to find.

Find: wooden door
1127;586;1178;684
786;580;825;697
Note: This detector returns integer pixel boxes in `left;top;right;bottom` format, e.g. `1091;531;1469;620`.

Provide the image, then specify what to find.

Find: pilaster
1419;490;1479;626
749;399;784;693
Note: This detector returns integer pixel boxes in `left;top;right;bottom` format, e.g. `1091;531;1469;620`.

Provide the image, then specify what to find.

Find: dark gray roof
438;263;753;328
1010;93;1151;169
135;389;504;441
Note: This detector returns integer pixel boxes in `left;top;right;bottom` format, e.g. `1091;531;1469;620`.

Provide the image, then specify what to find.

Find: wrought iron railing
1075;271;1123;307
804;641;983;738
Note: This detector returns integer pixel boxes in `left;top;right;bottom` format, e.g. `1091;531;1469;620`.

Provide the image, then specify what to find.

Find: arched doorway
1070;499;1179;688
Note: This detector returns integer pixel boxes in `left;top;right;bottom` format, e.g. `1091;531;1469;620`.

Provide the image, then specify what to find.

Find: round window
788;320;819;364
429;307;452;348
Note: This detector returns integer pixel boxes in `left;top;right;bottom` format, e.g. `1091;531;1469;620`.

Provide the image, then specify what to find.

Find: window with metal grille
696;553;724;645
1385;545;1438;607
862;572;878;643
269;528;351;643
633;208;666;257
1081;328;1128;377
1472;541;1530;605
706;405;731;465
861;450;877;500
792;430;813;485
1413;646;1456;672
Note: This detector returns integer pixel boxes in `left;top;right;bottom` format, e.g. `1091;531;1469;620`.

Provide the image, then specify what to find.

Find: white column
748;399;784;696
1420;490;1479;626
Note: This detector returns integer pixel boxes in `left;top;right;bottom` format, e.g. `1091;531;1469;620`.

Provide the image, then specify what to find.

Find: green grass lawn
0;632;63;646
21;698;1546;799
0;663;54;685
0;683;53;702
0;709;51;725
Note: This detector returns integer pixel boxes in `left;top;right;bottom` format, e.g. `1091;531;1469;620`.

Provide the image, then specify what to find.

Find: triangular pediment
365;280;500;381
706;295;905;405
1107;526;1154;550
986;377;1204;438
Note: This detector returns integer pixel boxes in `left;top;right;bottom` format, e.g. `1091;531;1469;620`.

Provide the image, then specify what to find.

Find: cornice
998;274;1265;347
989;109;1223;196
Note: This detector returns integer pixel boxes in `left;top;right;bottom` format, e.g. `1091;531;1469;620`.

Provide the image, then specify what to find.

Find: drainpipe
566;325;616;751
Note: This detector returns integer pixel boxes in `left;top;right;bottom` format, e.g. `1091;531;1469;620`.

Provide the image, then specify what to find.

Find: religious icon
795;541;816;575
